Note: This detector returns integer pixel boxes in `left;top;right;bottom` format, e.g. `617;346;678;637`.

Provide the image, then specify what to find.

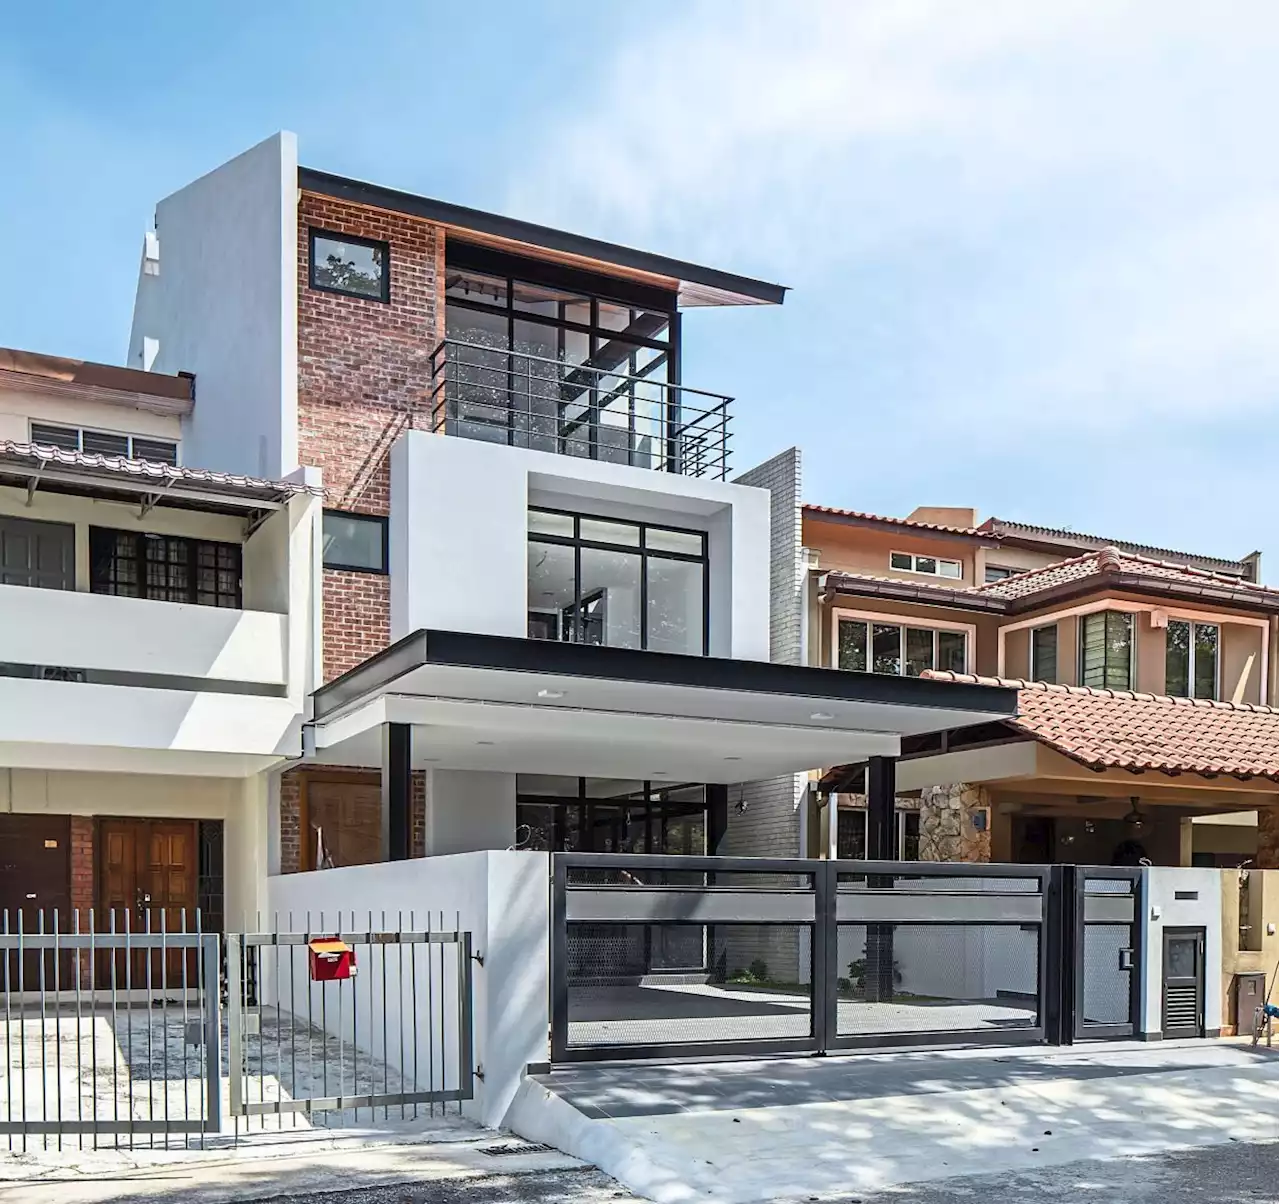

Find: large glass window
835;808;919;860
515;776;707;855
89;529;241;608
444;245;677;468
322;510;388;573
1031;624;1058;682
1079;611;1133;689
1166;620;1219;699
837;617;967;676
528;508;707;654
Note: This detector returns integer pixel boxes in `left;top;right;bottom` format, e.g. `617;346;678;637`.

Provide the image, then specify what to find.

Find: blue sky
2;1;1276;576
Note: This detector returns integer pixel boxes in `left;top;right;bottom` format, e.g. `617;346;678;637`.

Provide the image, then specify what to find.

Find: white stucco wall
0;769;268;923
389;432;770;660
127;132;298;479
266;850;550;1128
427;770;517;855
1141;868;1224;1037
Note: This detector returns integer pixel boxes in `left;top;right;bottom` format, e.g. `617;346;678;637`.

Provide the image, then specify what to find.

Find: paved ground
0;1005;424;1139
848;1141;1279;1204
512;1040;1280;1203
569;982;1035;1047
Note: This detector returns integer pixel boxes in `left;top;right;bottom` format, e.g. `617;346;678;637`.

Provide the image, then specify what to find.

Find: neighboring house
0;346;320;934
122;131;1014;901
800;503;1280;870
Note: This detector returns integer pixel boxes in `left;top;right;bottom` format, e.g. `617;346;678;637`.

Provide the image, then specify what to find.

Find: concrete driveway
508;1039;1280;1204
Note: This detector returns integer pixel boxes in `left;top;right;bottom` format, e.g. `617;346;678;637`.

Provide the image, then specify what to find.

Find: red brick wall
297;191;446;682
69;815;94;974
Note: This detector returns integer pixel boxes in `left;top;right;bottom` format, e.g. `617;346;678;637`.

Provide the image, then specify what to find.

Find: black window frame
89;527;242;608
322;509;390;574
308;227;391;303
444;242;682;464
515;777;707;855
527;506;709;655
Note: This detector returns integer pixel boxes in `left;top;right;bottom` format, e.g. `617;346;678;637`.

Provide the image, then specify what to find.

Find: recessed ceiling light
476;740;495;746
537;689;565;700
810;711;835;721
423;757;440;762
724;756;742;761
652;770;669;776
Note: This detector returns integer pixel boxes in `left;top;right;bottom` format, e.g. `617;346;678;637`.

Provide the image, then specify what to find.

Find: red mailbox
309;937;356;981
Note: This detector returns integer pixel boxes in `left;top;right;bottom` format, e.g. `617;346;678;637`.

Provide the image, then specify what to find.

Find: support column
706;784;729;856
864;756;896;1003
382;722;412;861
1258;804;1279;870
918;783;992;862
865;756;897;860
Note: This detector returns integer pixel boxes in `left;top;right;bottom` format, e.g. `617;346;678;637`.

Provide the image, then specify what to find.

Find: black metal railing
429;339;732;480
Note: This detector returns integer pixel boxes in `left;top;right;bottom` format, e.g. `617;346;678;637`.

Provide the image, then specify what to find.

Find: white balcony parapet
0;583;287;687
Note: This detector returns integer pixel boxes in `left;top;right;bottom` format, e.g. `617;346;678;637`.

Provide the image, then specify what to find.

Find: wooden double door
98;818;200;988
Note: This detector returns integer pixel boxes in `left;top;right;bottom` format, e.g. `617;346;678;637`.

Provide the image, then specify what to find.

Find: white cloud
506;0;1278;429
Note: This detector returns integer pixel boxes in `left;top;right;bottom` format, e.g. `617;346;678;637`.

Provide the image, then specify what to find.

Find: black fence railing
429;339;732;480
550;855;1142;1063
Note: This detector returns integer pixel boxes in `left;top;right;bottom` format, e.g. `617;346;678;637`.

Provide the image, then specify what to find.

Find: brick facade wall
69;814;95;976
297;190;446;682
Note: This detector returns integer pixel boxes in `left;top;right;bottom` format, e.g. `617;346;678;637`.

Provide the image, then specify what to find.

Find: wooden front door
0;815;73;988
302;774;383;870
98;818;198;988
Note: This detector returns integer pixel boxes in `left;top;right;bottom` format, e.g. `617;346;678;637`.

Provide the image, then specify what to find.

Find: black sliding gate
550;854;1143;1063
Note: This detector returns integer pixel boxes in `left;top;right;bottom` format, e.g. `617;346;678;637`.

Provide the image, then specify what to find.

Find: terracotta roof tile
803;504;985;536
922;671;1280;780
0;439;321;502
972;547;1277;601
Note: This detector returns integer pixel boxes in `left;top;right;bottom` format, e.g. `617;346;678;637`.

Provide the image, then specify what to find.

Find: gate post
226;932;243;1118
814;861;837;1053
1044;865;1076;1045
202;934;223;1133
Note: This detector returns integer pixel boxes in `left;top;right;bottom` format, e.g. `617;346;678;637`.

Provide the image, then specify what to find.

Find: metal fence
0;910;220;1151
551;854;1134;1063
430;338;733;479
226;913;474;1132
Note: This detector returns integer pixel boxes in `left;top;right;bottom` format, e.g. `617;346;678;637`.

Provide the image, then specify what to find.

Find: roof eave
299;167;787;308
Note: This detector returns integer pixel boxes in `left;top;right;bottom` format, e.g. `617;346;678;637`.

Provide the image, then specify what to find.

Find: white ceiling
307;661;1011;783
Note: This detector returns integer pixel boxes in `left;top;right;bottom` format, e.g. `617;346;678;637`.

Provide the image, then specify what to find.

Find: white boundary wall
267;850;550;1127
1141;867;1225;1038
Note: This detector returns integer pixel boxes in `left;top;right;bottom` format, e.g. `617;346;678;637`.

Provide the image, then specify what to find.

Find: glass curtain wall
443;245;678;468
527;508;708;655
515;776;708;856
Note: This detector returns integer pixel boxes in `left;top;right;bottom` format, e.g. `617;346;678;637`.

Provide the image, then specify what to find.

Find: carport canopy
304;630;1018;784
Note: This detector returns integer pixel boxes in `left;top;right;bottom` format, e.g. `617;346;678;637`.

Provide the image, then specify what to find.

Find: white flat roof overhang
304;631;1018;784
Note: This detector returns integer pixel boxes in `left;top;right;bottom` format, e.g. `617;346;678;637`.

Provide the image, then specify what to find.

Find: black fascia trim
311;628;1020;723
299;167;787;307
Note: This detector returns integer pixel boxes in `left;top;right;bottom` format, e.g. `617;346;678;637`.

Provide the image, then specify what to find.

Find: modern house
798;503;1279;869
0;346;319;937
120;132;1016;891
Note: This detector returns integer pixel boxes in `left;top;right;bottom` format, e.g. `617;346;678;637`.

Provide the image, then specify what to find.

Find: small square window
890;552;913;571
322;510;388;573
310;229;390;302
938;559;962;579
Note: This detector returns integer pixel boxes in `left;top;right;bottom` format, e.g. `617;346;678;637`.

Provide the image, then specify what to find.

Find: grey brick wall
721;450;806;979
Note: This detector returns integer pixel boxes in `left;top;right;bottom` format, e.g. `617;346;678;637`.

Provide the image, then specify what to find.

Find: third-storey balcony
430;338;732;480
